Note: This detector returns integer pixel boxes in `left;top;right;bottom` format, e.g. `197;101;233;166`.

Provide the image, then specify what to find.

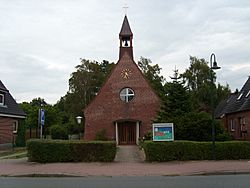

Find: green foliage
27;139;117;163
175;112;212;141
181;56;230;112
53;59;115;131
95;129;109;141
19;98;59;132
15;120;26;147
173;111;229;141
157;81;192;123
143;141;250;162
143;130;153;140
137;57;165;98
50;124;68;140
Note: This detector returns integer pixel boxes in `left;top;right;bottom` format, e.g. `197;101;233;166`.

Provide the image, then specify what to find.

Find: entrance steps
114;145;145;163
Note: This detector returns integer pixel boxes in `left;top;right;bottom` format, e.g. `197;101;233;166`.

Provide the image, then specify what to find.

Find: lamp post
76;116;83;140
210;53;221;160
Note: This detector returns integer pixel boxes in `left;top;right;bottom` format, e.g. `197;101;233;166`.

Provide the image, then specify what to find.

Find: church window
120;88;134;102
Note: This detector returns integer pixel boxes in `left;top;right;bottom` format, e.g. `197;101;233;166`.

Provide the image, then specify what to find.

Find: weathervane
170;66;181;82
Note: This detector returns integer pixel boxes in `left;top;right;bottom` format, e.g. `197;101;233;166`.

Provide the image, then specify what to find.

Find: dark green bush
16;120;26;147
143;141;250;162
50;124;68;140
27;139;116;163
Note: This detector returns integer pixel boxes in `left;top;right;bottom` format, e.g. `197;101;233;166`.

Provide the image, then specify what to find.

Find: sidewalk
1;158;250;177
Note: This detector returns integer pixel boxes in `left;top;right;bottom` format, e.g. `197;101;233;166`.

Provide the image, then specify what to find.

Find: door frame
115;120;140;145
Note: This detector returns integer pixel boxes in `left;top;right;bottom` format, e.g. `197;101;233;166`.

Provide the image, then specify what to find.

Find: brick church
84;16;160;145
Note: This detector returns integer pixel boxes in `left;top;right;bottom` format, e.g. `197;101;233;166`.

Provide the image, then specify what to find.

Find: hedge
143;141;250;162
27;139;117;163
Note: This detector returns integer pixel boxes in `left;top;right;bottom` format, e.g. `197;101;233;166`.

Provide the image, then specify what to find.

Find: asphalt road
0;175;250;188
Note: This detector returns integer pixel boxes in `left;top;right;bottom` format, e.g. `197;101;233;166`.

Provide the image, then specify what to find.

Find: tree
157;80;192;123
20;98;59;137
181;56;230;112
137;57;165;98
54;59;115;130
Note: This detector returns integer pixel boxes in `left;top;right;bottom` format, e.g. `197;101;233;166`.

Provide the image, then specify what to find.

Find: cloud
1;0;250;104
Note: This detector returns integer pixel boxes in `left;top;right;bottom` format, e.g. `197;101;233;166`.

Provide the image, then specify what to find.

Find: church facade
84;16;160;145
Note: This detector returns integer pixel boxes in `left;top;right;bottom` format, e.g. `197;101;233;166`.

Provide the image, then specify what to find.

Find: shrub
27;139;116;163
143;140;250;162
50;124;68;140
16;120;26;147
143;130;153;140
173;112;230;141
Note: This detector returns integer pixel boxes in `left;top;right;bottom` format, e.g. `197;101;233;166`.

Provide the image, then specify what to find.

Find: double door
118;122;136;145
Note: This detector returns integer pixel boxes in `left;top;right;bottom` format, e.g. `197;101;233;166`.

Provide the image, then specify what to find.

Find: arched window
120;88;134;102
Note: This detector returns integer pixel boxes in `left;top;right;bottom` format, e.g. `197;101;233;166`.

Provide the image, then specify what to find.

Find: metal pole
210;53;216;160
37;109;40;138
40;120;43;139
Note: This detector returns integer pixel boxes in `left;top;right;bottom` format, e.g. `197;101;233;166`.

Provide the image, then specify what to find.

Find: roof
0;80;8;92
119;15;133;37
0;80;26;118
215;77;250;118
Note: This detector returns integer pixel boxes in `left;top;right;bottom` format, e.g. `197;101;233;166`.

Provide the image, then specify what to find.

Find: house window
229;119;235;131
120;88;134;102
240;117;246;125
13;121;18;133
0;94;4;106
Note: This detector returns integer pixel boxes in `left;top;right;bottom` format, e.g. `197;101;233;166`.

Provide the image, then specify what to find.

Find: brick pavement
1;158;250;177
1;145;250;177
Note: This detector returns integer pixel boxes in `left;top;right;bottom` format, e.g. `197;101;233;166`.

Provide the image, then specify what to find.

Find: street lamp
76;116;83;140
76;116;83;124
210;53;221;160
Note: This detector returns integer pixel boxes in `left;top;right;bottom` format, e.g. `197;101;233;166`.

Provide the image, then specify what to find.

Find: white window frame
246;90;250;98
0;93;4;106
230;119;235;132
13;120;18;133
240;117;246;125
237;92;243;100
119;88;135;102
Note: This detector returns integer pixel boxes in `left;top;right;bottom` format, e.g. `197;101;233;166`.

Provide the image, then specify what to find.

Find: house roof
215;77;250;118
0;80;26;118
119;15;133;37
0;80;8;92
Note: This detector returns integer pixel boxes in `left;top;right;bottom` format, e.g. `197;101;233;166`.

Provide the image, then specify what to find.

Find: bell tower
119;15;133;60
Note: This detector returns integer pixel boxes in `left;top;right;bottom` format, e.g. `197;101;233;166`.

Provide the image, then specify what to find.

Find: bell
125;40;128;47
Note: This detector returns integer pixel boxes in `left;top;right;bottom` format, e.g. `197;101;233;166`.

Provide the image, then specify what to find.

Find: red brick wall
224;111;250;140
84;52;160;140
0;117;14;145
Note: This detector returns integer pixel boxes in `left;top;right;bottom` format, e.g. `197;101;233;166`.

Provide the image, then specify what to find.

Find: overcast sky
1;0;250;104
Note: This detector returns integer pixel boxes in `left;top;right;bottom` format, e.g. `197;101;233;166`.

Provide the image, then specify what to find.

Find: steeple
119;15;133;60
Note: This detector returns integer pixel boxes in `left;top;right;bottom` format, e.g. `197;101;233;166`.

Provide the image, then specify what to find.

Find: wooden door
118;122;136;145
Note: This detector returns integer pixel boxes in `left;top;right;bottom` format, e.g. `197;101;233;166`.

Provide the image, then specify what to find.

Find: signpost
39;109;45;139
153;123;174;141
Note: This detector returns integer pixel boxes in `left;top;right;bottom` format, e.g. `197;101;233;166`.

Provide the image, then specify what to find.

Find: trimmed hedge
27;139;116;163
143;141;250;162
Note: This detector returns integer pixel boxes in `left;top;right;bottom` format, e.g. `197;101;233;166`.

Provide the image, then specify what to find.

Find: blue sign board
40;109;45;126
153;123;174;141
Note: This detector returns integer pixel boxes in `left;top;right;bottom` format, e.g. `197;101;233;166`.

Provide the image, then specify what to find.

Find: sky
1;0;250;104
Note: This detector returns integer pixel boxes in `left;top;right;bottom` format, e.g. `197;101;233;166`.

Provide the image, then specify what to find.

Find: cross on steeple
123;3;129;15
170;66;181;82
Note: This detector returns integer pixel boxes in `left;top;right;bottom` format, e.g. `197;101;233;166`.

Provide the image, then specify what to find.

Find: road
0;175;250;188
